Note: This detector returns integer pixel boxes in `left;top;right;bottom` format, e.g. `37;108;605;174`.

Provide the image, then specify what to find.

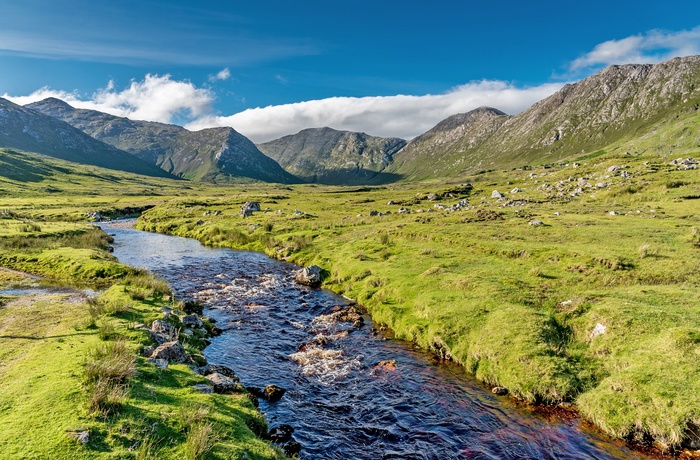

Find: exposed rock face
151;341;188;363
258;127;406;184
26;98;299;184
150;319;178;344
388;56;700;180
0;97;171;178
294;265;323;287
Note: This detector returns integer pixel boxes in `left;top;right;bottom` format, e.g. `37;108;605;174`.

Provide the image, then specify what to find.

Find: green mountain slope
0;98;173;179
389;55;700;180
257;127;406;184
26;99;299;184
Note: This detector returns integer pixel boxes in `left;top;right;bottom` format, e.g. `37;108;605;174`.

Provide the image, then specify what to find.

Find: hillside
257;127;406;184
389;56;700;180
26;99;299;184
0;98;172;179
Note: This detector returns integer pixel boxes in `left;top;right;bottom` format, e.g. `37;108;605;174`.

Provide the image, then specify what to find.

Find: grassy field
1;130;700;455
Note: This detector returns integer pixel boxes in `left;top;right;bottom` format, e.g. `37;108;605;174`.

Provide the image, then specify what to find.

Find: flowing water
105;224;646;459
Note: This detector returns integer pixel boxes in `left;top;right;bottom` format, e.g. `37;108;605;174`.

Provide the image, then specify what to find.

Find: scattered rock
199;363;238;380
373;359;398;370
595;182;609;188
66;430;90;445
151;341;188;363
683;422;700;450
147;358;169;369
140;345;155;357
268;424;294;443
206;372;245;394
607;165;621;173
528;219;544;226
282;440;302;457
609;211;619;216
491;190;504;198
510;188;522;193
589;323;607;339
369;210;379;216
248;384;287;402
86;211;103;222
294;265;323;287
387;200;396;205
181;314;203;329
241;201;261;217
264;384;286;402
150;319;177;344
426;193;440;201
492;386;508;396
397;207;409;213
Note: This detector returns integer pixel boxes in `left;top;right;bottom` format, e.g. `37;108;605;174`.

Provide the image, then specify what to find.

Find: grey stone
206;372;245;394
151;341;188;363
181;314;203;329
295;265;323;287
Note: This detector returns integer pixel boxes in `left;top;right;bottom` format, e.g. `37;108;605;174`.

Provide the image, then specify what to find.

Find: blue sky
2;0;700;141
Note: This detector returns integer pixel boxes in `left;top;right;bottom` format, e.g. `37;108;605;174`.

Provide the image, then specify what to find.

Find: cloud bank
570;27;700;71
187;81;563;142
5;75;563;142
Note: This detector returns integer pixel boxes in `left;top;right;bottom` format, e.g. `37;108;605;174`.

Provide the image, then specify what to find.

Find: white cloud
5;74;214;124
570;27;700;71
187;81;563;142
5;74;562;143
210;67;231;82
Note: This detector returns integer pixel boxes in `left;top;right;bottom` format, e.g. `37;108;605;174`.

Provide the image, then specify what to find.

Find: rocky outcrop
151;341;188;363
258;127;406;185
294;265;323;287
26;98;299;184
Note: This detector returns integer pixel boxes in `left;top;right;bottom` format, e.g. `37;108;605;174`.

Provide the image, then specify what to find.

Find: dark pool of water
105;225;646;459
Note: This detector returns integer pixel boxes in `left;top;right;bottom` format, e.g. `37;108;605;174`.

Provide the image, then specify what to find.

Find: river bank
132;154;700;455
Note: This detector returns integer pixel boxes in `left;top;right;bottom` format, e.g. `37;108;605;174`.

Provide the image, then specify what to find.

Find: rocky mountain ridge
257;127;406;185
26;98;298;184
388;56;700;180
0;97;172;178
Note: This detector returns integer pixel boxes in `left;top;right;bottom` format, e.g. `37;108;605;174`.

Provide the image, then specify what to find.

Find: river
105;224;646;459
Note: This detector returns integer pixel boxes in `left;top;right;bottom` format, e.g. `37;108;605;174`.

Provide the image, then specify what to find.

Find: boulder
294;265;323;287
247;384;287;402
528;220;544;226
150;320;177;344
589;323;606;339
199;363;238;380
374;359;398;370
206;372;245;394
491;190;503;198
181;314;203;329
151;341;188;363
268;424;294;443
282;441;302;457
492;386;508;396
241;201;261;217
426;193;440;201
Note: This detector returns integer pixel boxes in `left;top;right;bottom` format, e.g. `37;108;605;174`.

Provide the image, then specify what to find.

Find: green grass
0;218;283;459
133;140;700;449
1;125;699;451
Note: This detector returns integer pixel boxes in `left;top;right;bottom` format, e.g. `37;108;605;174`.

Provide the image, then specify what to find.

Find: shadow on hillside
0;152;50;182
306;168;405;186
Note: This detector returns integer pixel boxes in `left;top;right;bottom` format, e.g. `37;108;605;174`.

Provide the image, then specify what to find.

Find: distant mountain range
26;98;299;184
4;55;699;185
257;127;406;184
0;97;172;178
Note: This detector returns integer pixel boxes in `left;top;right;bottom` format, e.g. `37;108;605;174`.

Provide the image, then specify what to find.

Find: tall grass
84;340;135;416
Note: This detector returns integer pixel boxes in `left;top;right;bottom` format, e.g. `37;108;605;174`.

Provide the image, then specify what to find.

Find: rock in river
295;265;323;287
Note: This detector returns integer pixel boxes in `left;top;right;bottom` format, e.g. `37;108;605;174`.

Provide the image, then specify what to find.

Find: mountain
257;127;406;184
0;98;173;178
26;99;299;184
386;107;508;180
388;55;700;180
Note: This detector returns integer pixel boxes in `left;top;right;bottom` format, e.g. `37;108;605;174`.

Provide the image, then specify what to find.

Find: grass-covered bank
0;221;284;458
135;146;700;452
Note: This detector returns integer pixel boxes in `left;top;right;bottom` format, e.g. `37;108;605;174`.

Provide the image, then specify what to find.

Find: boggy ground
135;147;700;454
